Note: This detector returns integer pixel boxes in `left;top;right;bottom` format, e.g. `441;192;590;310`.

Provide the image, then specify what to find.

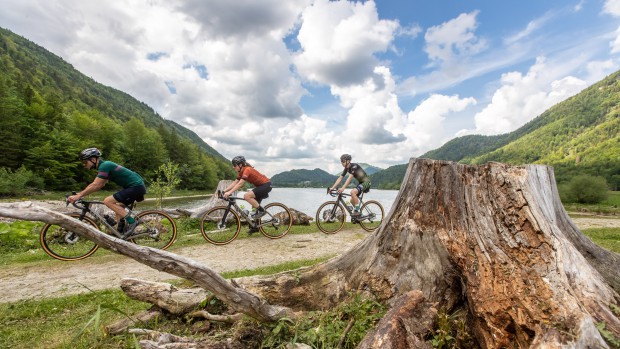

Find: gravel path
0;229;368;303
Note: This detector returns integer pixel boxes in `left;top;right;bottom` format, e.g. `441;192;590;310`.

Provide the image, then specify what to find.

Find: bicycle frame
217;193;279;229
327;189;371;221
70;199;153;240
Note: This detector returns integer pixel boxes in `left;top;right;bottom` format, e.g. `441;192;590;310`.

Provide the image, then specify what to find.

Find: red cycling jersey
236;166;270;186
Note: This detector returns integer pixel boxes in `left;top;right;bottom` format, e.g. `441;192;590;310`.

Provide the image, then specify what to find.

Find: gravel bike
200;191;293;245
315;188;385;234
39;195;177;261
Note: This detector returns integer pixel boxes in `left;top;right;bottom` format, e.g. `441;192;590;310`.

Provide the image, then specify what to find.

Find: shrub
0;166;44;197
560;175;609;204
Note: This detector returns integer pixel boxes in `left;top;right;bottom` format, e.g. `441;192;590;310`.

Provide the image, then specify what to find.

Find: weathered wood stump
176;180;232;218
238;159;620;347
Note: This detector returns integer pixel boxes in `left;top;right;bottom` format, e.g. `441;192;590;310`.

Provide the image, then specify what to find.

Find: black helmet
232;156;246;166
79;148;102;160
340;154;351;162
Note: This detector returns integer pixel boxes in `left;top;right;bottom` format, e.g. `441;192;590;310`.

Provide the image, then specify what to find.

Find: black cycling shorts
252;182;272;204
113;185;147;206
355;181;371;194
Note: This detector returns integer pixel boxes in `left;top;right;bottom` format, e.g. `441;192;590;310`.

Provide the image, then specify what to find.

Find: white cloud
424;11;486;66
403;94;476;152
294;0;399;87
462;57;587;136
603;0;620;16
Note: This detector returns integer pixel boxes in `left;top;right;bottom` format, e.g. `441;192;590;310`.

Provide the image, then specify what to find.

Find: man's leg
103;195;127;221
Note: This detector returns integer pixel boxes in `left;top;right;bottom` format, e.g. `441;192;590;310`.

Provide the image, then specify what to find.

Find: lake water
153;187;399;217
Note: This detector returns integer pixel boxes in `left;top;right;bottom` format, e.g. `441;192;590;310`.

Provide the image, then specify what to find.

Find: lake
153;187;399;217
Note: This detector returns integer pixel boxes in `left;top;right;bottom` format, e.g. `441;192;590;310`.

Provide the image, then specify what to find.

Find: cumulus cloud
294;0;399;87
603;0;620;16
461;57;587;136
403;94;476;152
424;11;487;66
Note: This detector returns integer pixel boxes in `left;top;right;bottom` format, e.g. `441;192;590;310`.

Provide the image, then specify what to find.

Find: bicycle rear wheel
39;213;100;261
358;200;385;232
259;202;292;239
316;201;346;234
200;206;240;245
129;210;177;250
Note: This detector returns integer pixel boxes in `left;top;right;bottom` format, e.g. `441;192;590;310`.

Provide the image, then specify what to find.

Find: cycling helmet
79;148;102;160
231;155;246;166
340;154;352;162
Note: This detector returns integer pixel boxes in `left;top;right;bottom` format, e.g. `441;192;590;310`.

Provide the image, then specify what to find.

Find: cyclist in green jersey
68;148;146;236
330;154;371;217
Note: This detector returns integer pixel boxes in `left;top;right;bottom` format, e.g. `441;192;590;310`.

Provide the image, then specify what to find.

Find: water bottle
240;205;249;217
346;200;353;211
103;214;116;226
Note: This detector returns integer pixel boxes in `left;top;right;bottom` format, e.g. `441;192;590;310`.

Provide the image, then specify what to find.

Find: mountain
359;163;383;175
0;27;235;191
272;163;383;188
271;168;337;188
372;70;620;190
369;164;408;190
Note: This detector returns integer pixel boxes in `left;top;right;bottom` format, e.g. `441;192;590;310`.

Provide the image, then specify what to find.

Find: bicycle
315;188;385;234
39;194;177;261
200;190;293;245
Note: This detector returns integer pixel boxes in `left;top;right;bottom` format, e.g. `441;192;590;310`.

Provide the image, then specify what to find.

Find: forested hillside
271;168;337;188
395;70;620;189
0;27;235;194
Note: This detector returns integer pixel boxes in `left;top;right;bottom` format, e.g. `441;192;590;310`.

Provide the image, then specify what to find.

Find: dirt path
0;229;367;304
0;214;617;304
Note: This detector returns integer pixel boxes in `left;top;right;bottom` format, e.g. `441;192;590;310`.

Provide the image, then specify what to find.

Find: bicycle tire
315;201;346;234
200;206;241;245
259;202;292;239
358;200;385;232
129;210;177;250
39;213;100;261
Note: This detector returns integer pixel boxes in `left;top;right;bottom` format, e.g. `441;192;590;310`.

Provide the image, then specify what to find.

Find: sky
1;0;620;176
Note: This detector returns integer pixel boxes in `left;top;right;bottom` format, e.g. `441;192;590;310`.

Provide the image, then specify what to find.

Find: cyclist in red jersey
223;156;272;222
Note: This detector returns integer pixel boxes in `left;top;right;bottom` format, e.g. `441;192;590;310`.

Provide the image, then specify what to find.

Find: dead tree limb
0;202;293;322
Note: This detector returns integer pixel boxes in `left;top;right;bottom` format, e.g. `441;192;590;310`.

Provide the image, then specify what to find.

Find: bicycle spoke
201;207;240;245
359;200;384;232
39;213;99;261
130;210;177;250
316;201;345;234
259;203;292;239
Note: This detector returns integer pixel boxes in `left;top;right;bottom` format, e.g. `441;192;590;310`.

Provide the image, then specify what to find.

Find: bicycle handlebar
326;188;350;198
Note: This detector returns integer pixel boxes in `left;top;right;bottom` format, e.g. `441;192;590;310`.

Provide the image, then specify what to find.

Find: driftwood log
176;180;232;218
1;158;619;348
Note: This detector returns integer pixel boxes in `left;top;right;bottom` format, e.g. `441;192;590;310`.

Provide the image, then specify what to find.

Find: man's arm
330;175;343;190
68;177;107;202
338;174;354;193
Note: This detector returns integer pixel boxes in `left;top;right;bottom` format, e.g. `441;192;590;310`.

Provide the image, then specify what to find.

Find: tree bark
176;180;232;218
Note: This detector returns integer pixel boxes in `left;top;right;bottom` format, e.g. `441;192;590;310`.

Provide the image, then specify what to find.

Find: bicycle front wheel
259;202;292;239
359;200;385;232
200;207;240;245
39;213;100;261
316;201;346;234
130;210;177;250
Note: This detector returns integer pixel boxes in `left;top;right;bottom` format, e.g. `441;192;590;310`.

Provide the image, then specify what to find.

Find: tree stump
176;180;232;218
238;159;620;347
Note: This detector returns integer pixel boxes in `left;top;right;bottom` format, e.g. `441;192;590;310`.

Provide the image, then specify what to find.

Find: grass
0;256;334;349
582;228;620;254
564;191;620;216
